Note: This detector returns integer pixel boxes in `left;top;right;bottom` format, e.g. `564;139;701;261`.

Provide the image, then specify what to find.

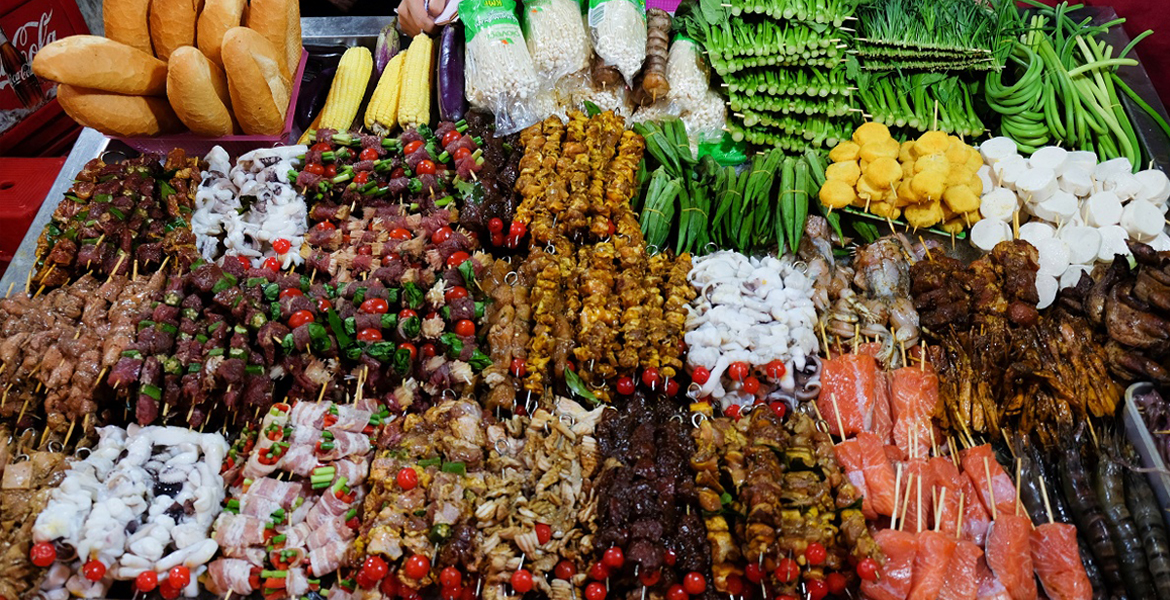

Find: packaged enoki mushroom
462;0;542;135
587;0;647;86
523;0;591;85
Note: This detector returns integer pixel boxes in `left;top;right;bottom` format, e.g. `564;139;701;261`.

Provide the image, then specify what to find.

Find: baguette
57;84;184;137
102;0;153;56
196;0;246;66
245;0;302;76
167;46;238;136
221;27;291;135
149;0;204;61
32;36;168;96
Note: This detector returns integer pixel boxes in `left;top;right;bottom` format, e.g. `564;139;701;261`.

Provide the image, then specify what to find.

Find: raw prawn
1122;467;1170;600
1060;435;1128;599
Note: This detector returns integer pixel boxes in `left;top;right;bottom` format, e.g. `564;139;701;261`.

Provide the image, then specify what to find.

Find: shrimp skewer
1060;434;1129;599
1122;467;1170;600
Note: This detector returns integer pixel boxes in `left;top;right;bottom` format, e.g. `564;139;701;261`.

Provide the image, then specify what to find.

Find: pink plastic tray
115;50;310;157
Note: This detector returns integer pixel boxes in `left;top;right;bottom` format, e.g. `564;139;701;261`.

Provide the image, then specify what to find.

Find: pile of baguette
31;0;302;137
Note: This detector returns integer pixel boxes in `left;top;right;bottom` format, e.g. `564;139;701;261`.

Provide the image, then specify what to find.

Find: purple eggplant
435;23;466;122
374;21;401;75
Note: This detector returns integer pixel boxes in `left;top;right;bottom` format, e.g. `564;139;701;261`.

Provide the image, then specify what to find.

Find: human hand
399;0;446;37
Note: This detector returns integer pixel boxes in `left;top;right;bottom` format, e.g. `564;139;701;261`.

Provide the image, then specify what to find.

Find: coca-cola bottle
0;24;44;110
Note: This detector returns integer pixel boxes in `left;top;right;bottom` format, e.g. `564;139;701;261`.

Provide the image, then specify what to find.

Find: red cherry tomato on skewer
641;368;661;390
169;566;191;589
404;141;424;155
805;543;827;566
454;320;476;337
83;560;106;582
397;467;418;489
440;567;462;589
135;570;158;592
279;288;303;299
857;558;880;582
666;585;687;600
447;251;471;268
304;163;325;175
454;147;472;161
586;582;607;600
417;160;437;175
511;569;533;593
602;547;624;569
805;578;828;600
682;572;705;595
742;376;760;395
361;298;390;314
289;310;315;328
488;218;504;233
555;560;576;580
775;558;800;583
535;523;552;545
826;572;847;594
728;362;749;382
317;297;332;312
315;221;336;231
29;542;55;567
357;328;382;342
273;238;291;254
616;377;635;395
403;554;430;580
765;360;787;380
432;227;455;244
360;147;379;161
264;257;281;271
691;366;710;385
325;164;338;177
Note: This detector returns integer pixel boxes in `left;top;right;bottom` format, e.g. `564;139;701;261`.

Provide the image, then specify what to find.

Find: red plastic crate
0;156;65;277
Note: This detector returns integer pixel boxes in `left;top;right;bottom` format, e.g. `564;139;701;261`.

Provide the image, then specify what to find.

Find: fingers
399;0;435;37
427;0;447;18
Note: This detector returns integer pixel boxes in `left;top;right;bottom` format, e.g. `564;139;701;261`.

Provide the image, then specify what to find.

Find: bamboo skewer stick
984;457;997;520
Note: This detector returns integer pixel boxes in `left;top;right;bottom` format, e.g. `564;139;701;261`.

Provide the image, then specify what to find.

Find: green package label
587;0;644;17
462;0;522;42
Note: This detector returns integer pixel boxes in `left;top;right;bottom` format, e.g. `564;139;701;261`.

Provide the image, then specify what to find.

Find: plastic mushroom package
462;0;541;135
976;136;1170;307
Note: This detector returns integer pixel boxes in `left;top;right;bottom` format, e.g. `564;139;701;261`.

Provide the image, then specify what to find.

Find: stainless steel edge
302;16;397;46
0;127;109;294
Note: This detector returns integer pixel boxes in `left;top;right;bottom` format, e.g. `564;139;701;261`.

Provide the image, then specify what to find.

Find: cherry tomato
360;147;379;161
356;571;377;590
357;245;374;256
663;548;677;566
491;232;505;246
391;167;406;179
856;558;880;582
641;368;662;390
404;554;430;580
666;585;687;600
742;376;761;395
510;358;526;378
511;569;533;593
555;560;576;580
397;467;419;490
724;574;744;596
315;220;336;231
804;543;827;566
682;572;705;595
381;573;401;597
399;343;418;361
691;366;711;385
587;562;609;581
774;558;799;583
431;566;459;589
728;362;750;382
454;320;476;337
168;566;191;589
744;563;763;584
509;221;527;238
29;542;56;567
432;227;455;244
602;547;624;569
264;257;281;271
271;239;293;256
325;164;338;177
289;310;315;328
401;587;422;600
417;160;437;175
535;523;552;545
445;286;469;302
454;147;472;161
461;585;478;600
304;163;325;175
586;583;607;600
765;360;787;380
136;570;158;592
357;328;382;342
361;556;389;582
398;309;418;322
280;288;303;300
441;130;461;147
354;171;370;185
770;401;787;420
825;572;847;594
311;142;332;153
640;569;661;587
665;378;680;396
83;560;106;582
806;578;828;600
235;255;251;269
361;298;390;314
488;218;504;233
160;581;181;600
380;229;408;242
421;343;438;358
446;251;471;267
404;141;424;155
441;584;462;600
317;297;333;312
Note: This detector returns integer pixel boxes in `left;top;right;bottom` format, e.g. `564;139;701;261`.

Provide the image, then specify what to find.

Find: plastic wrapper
588;0;647;86
666;36;710;107
549;71;633;119
523;0;591;85
462;0;542;135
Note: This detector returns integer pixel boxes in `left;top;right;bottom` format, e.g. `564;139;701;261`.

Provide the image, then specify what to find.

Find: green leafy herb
403;282;424;310
327;309;352;350
564;369;599;406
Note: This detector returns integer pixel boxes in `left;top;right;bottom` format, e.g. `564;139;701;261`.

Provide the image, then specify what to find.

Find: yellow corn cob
318;46;373;131
397;34;433;129
363;52;405;135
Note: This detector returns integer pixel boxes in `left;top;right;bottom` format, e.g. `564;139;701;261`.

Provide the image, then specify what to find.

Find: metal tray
1123;382;1170;512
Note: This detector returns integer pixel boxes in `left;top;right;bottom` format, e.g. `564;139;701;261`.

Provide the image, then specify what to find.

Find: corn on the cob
364;52;405;135
318;46;373;132
397;34;433;129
